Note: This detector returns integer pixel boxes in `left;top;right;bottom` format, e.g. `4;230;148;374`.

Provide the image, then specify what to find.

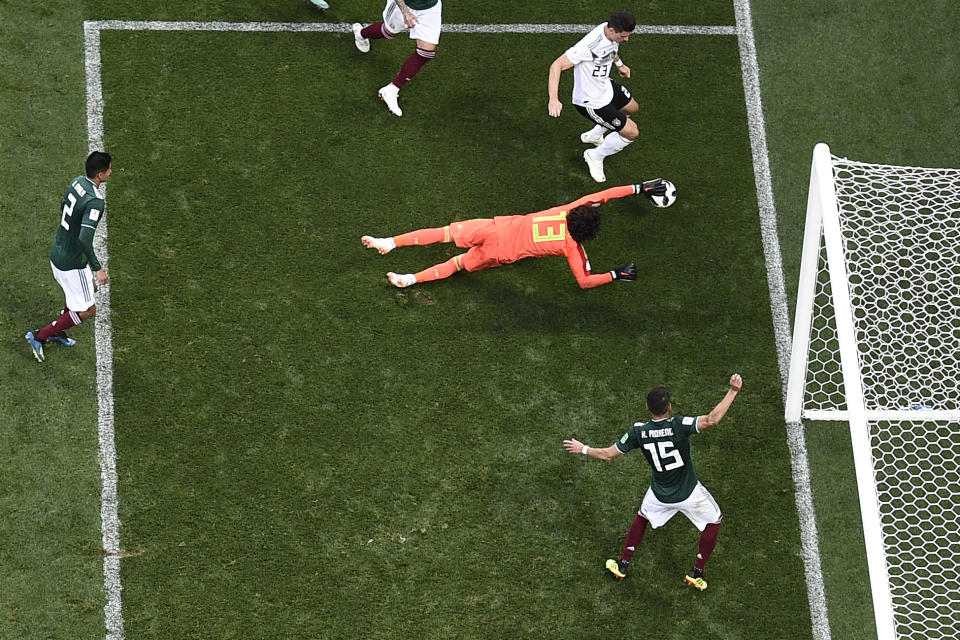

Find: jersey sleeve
79;198;105;271
566;185;639;209
565;242;614;289
615;424;642;454
677;416;700;436
564;38;593;65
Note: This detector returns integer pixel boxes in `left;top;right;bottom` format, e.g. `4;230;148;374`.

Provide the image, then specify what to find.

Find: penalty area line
85;20;125;640
84;20;737;35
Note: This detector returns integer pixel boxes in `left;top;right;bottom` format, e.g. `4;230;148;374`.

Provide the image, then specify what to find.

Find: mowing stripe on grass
733;2;830;638
83;16;821;639
84;20;125;640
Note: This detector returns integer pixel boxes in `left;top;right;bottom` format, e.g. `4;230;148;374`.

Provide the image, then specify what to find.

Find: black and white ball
649;180;677;208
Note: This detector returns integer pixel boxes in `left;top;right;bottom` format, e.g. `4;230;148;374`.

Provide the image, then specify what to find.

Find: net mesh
802;154;960;639
873;419;960;640
830;158;960;411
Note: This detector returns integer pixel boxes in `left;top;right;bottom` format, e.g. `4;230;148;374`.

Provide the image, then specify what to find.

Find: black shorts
574;81;633;133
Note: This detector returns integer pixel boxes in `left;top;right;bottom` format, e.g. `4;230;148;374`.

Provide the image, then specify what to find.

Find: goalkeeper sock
37;308;81;342
394;226;450;247
620;513;649;563
694;522;721;570
414;255;463;283
595;132;633;159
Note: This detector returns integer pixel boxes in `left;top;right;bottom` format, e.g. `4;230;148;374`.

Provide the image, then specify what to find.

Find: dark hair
86;151;112;179
608;10;636;33
646;386;671;416
566;205;603;243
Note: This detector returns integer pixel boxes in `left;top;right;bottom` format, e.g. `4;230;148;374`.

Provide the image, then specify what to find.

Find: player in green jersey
352;0;442;116
25;151;112;363
563;373;743;591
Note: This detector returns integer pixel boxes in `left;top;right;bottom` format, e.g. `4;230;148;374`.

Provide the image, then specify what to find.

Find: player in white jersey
547;11;638;183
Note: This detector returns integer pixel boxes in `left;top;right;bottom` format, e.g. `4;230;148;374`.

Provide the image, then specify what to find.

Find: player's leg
362;224;454;255
607;488;675;579
679;482;723;591
27;264;95;362
378;3;442;116
387;253;464;288
606;511;649;579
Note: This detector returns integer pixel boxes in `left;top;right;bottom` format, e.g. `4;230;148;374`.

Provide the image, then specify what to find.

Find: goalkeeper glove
636;178;667;200
610;262;638;281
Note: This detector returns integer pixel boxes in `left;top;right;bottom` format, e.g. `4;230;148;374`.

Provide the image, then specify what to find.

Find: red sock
620;514;648;563
414;255;463;283
392;48;435;88
37;308;81;341
394;226;449;247
694;522;721;570
361;22;392;40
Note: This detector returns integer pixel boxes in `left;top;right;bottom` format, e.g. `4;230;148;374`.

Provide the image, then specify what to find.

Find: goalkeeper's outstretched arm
566;185;641;209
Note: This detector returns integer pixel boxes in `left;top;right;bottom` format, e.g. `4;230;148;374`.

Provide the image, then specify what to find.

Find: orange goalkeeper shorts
449;219;501;272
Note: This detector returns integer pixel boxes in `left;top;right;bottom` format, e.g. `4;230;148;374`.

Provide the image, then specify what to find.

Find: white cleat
387;272;416;288
352;23;370;53
361;235;396;255
307;0;330;10
580;131;604;146
378;83;403;117
583;149;606;183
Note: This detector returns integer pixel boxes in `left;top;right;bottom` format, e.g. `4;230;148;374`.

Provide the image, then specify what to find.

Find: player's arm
547;54;574;117
566;185;643;208
614;56;631;78
564;244;636;289
696;373;743;431
393;0;418;28
563;438;622;461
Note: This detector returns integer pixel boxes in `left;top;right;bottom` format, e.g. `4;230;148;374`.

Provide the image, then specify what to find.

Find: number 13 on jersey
531;211;567;243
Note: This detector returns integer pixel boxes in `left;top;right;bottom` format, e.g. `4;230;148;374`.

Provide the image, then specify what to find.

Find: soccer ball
648;180;677;208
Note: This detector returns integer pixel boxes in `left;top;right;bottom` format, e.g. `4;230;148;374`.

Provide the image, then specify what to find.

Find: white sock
585;124;605;138
595;132;633;159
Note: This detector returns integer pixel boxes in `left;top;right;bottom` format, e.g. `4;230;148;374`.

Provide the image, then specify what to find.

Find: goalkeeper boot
361;235;396;254
307;0;330;10
605;558;629;580
684;567;708;591
378;83;402;117
387;272;416;288
583;149;606;183
352;23;370;53
25;331;45;363
47;332;77;347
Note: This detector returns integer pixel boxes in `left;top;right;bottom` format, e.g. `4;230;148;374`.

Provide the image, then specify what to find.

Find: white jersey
565;22;619;108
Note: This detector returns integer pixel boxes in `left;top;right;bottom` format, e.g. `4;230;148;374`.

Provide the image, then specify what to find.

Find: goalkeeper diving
361;180;670;288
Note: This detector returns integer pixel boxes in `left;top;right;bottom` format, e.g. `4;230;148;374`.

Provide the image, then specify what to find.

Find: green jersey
615;415;700;503
50;175;105;271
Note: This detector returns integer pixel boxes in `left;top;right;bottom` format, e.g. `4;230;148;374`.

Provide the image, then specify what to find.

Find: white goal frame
786;143;960;640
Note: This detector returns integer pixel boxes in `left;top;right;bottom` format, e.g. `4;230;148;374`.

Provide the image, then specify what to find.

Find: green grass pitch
2;1;956;638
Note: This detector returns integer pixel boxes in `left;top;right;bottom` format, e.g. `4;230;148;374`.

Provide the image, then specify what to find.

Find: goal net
785;144;960;640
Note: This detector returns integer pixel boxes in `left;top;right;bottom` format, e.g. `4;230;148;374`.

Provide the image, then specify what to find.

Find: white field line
84;20;124;640
83;16;821;640
733;2;831;639
86;20;736;35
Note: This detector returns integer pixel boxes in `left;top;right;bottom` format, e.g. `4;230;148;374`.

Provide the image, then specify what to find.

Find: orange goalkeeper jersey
492;184;639;288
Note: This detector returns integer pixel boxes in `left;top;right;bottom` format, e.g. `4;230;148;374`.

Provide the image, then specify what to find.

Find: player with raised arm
563;373;743;590
26;151;113;363
548;11;639;183
351;0;442;117
361;180;670;289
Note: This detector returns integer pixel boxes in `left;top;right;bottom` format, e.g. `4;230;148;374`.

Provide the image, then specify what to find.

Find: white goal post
785;143;960;640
